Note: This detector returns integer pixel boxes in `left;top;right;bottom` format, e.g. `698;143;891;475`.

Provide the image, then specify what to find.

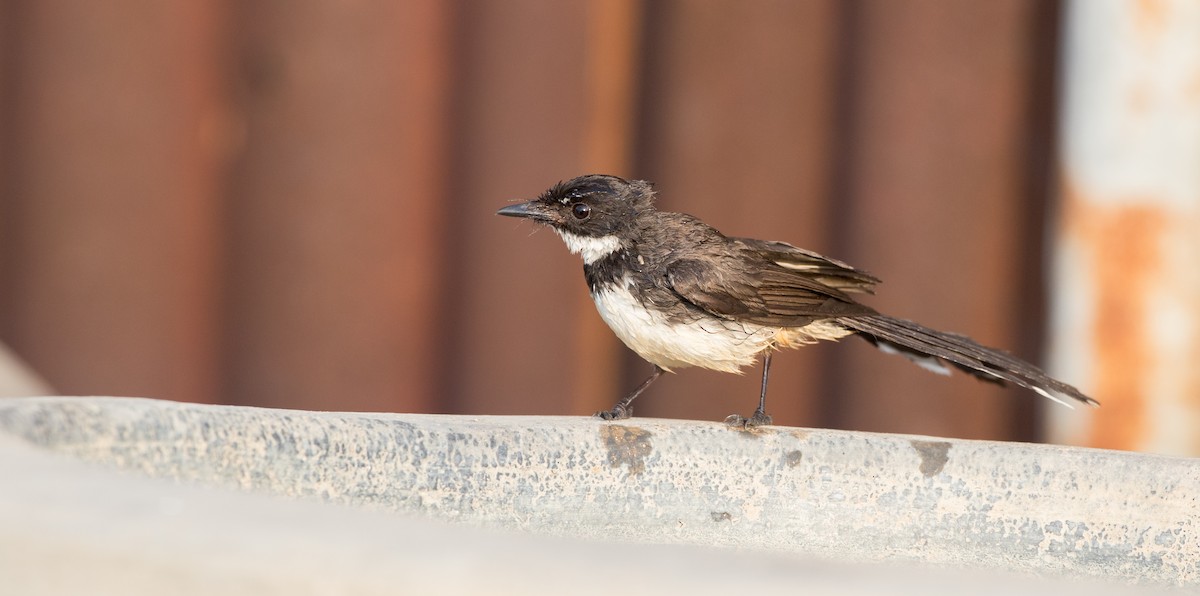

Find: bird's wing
730;238;880;294
665;257;875;327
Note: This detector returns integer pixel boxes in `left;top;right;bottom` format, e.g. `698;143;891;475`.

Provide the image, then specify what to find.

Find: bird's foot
724;409;773;429
595;404;633;421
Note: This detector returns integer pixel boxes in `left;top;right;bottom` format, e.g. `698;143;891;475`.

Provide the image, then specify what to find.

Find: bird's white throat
555;230;622;264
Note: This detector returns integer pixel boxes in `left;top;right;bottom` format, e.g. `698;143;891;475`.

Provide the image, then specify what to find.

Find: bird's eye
572;203;591;220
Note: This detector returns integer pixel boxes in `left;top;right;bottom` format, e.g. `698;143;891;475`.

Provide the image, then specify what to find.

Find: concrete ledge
0;397;1196;592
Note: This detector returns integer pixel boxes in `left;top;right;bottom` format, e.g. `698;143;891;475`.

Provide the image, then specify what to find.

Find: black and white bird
498;174;1096;427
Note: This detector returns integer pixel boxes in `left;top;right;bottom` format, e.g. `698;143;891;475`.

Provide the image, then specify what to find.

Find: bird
497;174;1097;427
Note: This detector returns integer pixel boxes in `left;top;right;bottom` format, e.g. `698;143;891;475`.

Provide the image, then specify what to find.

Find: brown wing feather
731;238;880;294
665;258;875;327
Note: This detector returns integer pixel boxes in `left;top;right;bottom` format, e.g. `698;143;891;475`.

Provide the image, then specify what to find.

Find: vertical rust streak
1191;282;1200;454
1063;188;1163;450
572;0;645;414
583;0;643;172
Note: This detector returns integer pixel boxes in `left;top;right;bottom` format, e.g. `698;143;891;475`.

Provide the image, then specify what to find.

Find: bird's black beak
497;200;553;223
496;202;533;218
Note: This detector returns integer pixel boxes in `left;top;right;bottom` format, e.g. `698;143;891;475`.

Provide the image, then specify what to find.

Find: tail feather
838;314;1097;408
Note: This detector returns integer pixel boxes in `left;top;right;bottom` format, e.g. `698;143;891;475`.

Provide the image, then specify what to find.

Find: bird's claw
595;404;632;420
724;410;773;429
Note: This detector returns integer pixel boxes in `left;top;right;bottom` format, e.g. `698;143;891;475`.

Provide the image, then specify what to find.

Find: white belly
592;279;855;373
591;281;774;373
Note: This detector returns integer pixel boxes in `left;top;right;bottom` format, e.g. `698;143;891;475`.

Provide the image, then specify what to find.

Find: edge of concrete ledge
0;396;1196;593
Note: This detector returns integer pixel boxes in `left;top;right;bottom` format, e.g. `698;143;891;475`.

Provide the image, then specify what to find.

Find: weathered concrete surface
0;430;1161;596
0;397;1196;592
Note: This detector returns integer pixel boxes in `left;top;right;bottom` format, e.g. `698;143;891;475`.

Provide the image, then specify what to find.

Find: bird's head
497;174;654;263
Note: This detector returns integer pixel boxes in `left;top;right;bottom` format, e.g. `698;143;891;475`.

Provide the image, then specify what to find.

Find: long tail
837;314;1097;408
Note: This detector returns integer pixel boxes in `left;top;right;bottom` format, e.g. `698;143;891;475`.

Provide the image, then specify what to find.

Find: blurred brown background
0;1;1075;442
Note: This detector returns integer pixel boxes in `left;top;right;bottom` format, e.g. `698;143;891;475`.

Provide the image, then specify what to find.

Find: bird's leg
595;365;664;420
725;351;774;428
753;350;774;425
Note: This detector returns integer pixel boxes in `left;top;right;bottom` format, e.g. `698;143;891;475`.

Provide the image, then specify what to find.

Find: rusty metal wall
0;1;1099;443
221;2;454;413
633;0;843;427
817;1;1062;439
0;3;227;405
1049;0;1200;455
